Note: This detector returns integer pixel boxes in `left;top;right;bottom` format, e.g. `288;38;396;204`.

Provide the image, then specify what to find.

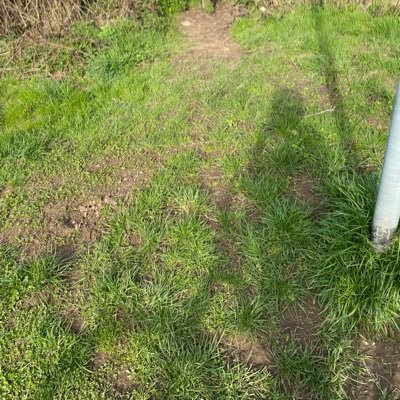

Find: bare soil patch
112;368;139;394
1;155;157;257
200;166;232;209
20;286;55;311
62;307;88;334
90;350;112;371
89;350;139;395
0;222;22;248
44;195;113;245
367;116;388;132
166;142;206;159
126;232;144;247
297;80;332;109
86;156;120;174
0;185;11;200
179;3;243;66
350;334;400;399
220;333;273;370
290;174;325;219
200;165;260;218
280;297;322;348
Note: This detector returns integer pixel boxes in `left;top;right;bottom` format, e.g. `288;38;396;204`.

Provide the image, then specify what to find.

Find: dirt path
179;3;243;65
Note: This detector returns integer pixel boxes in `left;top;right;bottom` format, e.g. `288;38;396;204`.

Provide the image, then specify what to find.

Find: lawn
1;2;400;399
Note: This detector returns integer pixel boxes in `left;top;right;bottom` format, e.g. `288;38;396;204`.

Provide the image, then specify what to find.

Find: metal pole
372;81;400;251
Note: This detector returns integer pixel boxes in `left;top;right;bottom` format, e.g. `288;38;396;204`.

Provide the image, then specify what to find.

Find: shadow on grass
312;1;360;168
238;4;400;398
241;85;341;398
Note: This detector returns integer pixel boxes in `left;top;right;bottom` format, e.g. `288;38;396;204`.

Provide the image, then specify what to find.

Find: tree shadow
312;0;359;167
236;3;397;397
239;79;363;397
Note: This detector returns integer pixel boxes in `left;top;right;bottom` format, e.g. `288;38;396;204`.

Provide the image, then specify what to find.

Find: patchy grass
1;2;400;399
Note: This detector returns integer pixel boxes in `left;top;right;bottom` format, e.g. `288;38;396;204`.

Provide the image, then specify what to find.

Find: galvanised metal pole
372;81;400;251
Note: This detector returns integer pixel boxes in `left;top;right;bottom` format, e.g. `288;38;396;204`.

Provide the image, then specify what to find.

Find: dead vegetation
1;0;398;39
0;0;165;36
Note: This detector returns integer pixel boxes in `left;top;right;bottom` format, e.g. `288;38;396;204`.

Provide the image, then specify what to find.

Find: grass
1;2;400;399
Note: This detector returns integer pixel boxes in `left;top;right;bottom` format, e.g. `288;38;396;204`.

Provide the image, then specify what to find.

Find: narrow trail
179;3;243;65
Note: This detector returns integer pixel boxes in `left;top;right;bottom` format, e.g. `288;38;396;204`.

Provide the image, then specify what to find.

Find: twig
304;106;336;118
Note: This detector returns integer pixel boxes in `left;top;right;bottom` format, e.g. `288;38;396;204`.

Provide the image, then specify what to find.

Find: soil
179;3;243;66
367;116;387;131
291;174;325;219
200;166;232;210
90;350;111;371
126;232;144;247
111;368;139;394
62;308;87;334
90;350;139;394
0;149;162;258
0;185;11;199
220;333;273;370
0;223;22;248
280;298;322;348
44;196;109;245
297;80;332;109
35;159;153;254
20;288;54;311
199;164;259;219
350;334;400;399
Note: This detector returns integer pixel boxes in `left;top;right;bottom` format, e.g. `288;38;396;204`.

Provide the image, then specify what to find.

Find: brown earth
0;154;157;257
111;368;139;394
90;350;111;371
43;159;153;246
291;173;326;219
280;297;322;348
89;350;139;395
200;165;233;210
179;3;243;66
62;307;88;334
220;333;273;370
350;334;400;399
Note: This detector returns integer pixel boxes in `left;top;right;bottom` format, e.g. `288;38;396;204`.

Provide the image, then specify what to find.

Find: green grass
1;3;400;399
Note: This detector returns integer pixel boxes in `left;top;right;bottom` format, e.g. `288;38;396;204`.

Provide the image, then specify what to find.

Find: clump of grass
314;174;400;334
201;0;216;14
235;0;399;16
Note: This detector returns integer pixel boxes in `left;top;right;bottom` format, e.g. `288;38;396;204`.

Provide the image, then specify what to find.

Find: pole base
371;225;396;253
